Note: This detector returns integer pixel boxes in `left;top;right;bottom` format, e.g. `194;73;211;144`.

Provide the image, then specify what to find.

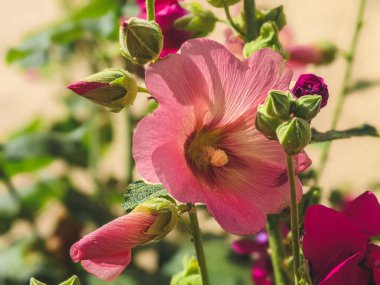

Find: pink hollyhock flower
70;198;178;281
133;38;311;235
303;191;380;284
137;0;190;57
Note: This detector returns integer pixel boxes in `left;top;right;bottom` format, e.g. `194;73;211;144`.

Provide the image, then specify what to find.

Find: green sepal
276;117;311;155
256;6;287;31
255;105;284;140
243;22;286;59
30;278;46;285
206;0;240;8
170;256;202;285
264;90;292;119
294;95;322;121
58;275;81;285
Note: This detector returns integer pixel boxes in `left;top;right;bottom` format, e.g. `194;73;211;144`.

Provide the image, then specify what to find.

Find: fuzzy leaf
311;124;379;142
122;181;172;213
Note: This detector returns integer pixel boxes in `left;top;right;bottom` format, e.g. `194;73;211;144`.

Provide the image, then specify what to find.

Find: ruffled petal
70;212;156;261
81;250;132;281
180;39;292;126
303;205;367;283
319;252;369;285
343;191;380;238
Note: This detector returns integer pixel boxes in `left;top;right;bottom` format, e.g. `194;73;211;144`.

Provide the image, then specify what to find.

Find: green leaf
122;181;173;213
311;124;379;143
59;275;81;285
347;79;380;93
30;278;47;285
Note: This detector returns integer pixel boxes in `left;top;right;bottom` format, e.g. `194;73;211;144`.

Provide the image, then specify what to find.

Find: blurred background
0;0;379;284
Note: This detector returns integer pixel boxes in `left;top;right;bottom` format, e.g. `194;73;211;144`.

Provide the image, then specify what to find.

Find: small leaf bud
119;18;163;65
276;117;311;155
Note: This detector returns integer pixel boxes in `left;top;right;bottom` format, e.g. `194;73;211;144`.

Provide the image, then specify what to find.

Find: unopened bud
243;22;286;59
119;18;163;65
255;105;284;140
134;197;178;241
276;118;311;155
174;3;217;38
58;276;81;285
67;68;138;112
295;95;322;121
292;74;329;108
170;256;202;285
264;90;292;119
256;5;286;31
206;0;240;8
30;278;46;285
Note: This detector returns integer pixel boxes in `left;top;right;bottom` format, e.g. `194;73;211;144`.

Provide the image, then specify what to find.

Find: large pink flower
303;192;380;284
137;0;190;57
70;211;157;281
133;39;311;235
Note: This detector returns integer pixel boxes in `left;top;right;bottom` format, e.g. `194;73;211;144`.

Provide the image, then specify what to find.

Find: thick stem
287;155;301;283
316;0;366;184
223;3;246;38
267;215;287;285
125;109;134;184
89;105;102;191
146;0;155;21
244;0;258;41
187;203;210;285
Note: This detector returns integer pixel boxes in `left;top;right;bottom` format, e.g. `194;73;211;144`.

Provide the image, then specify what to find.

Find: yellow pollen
201;146;228;167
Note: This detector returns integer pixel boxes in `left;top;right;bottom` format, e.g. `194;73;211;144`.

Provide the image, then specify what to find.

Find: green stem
146;0;155;21
137;86;151;94
316;0;366;184
125;109;134;184
243;0;257;41
223;2;246;38
267;215;287;285
287;155;301;283
187;203;210;285
89;105;102;191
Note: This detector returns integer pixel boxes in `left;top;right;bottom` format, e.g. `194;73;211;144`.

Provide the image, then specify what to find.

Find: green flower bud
58;276;81;285
276;117;311;155
67;68;138;113
174;3;217;38
264;90;292;119
134;197;178;241
256;5;287;31
255;105;284;140
295;95;322;121
30;278;46;285
206;0;240;8
243;22;286;59
314;41;338;65
119;18;163;65
170;256;202;285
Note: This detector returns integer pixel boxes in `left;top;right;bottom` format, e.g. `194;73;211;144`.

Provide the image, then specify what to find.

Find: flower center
185;130;228;169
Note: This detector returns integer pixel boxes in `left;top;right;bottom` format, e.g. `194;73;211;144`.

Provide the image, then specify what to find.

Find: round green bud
255;105;284;140
276;117;311;155
119;18;163;65
264;90;292;119
294;95;322;121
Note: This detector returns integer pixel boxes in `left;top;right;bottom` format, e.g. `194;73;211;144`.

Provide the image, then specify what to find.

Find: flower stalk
267;215;287;285
187;203;210;285
223;3;246;38
316;0;366;184
287;155;302;283
146;0;156;21
244;0;258;41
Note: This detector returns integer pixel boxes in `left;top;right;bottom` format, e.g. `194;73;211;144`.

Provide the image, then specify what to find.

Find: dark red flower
303;192;380;284
292;74;329;108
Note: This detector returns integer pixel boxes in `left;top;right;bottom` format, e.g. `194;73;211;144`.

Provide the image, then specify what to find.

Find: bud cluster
255;89;322;155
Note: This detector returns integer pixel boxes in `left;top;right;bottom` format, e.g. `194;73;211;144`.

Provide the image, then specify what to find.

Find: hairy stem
125;109;134;184
187;203;210;285
267;215;287;285
316;0;366;184
287;155;301;283
146;0;155;21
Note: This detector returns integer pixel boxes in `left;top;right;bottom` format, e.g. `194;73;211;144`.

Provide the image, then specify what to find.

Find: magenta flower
303;191;380;284
137;0;190;57
70;211;158;281
292;74;329;107
133;39;311;235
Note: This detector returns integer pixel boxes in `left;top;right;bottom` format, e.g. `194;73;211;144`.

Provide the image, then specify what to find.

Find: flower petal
81;250;132;281
319;252;369;285
343;191;380;237
303;205;367;283
180;39;292;126
70;212;156;261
